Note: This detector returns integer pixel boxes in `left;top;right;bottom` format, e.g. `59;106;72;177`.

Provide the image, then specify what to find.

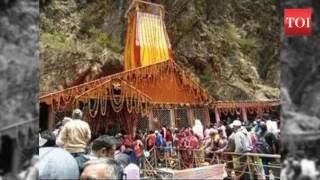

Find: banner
172;164;225;179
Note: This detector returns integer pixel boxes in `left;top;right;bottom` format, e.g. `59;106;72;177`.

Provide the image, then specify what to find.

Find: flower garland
222;108;229;116
126;88;134;113
229;108;235;115
88;92;99;118
247;107;255;114
62;91;73;104
100;90;108;116
109;83;125;113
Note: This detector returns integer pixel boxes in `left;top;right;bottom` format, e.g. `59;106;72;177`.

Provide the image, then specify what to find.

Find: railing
142;146;281;180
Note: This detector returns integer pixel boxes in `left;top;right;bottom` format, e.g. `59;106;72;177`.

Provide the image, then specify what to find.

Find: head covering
232;120;242;127
123;163;140;180
62;117;72;125
39;147;79;179
192;119;204;139
72;109;83;120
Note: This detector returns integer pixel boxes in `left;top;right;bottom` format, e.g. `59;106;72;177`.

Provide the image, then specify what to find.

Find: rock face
281;0;320;158
0;0;38;126
40;0;280;101
281;0;320;119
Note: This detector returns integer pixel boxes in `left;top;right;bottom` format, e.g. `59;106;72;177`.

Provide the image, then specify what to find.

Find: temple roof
40;60;212;111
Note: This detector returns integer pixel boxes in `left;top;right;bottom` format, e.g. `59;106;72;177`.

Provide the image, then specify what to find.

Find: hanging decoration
213;101;280;116
124;8;173;71
100;90;108;116
109;81;125;113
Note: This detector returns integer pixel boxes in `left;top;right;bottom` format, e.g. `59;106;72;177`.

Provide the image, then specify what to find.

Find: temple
39;0;279;136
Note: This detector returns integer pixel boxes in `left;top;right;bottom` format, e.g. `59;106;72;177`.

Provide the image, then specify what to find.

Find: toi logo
284;8;312;36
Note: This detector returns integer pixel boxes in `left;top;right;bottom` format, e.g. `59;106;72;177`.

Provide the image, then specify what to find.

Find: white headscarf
192;119;204;139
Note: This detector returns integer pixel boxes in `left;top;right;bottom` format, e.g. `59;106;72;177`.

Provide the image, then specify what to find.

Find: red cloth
134;140;143;157
123;137;133;147
189;136;199;149
146;134;156;148
165;131;173;142
162;127;167;142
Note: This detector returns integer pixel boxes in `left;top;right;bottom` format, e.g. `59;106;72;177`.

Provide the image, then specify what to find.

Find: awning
40;61;213;109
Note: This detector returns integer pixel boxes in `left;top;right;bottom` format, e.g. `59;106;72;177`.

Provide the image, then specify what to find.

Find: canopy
40;60;212;112
124;0;172;70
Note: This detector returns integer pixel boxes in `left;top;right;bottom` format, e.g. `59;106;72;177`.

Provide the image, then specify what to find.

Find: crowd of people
140;115;281;180
35;108;282;180
38;109;139;179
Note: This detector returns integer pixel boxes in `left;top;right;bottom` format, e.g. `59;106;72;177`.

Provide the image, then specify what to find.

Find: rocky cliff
40;0;280;101
0;0;38;125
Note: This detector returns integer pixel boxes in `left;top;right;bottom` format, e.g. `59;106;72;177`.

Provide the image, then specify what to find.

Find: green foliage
40;31;66;49
238;36;259;60
78;9;99;34
88;26;121;53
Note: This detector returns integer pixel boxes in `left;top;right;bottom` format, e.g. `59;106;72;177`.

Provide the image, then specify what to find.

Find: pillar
187;107;195;127
202;108;210;127
170;108;176;129
148;109;154;130
214;107;220;126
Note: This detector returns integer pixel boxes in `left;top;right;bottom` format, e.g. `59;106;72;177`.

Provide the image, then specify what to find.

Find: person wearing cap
232;119;252;180
58;109;91;157
75;135;118;172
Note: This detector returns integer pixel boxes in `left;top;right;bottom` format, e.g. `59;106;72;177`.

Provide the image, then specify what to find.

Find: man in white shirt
57;109;91;157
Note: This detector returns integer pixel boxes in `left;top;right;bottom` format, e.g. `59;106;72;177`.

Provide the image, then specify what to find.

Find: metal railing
142;146;281;180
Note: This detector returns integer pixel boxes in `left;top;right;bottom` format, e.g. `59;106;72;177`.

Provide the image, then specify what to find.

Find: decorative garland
62;91;73;104
88;92;99;118
126;89;134;113
100;90;108;116
229;108;235;115
109;83;125;113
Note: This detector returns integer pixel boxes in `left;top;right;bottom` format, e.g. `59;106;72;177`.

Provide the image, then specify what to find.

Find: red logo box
284;8;312;36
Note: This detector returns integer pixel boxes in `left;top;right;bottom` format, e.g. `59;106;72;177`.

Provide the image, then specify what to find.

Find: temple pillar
187;107;195;127
148;109;154;130
214;107;220;126
170;108;176;129
202;108;210;127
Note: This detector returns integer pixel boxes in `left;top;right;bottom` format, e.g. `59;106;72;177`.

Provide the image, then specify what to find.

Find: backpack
155;134;163;147
256;136;272;154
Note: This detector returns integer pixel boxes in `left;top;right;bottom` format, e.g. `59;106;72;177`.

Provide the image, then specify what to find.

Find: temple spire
124;0;173;71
